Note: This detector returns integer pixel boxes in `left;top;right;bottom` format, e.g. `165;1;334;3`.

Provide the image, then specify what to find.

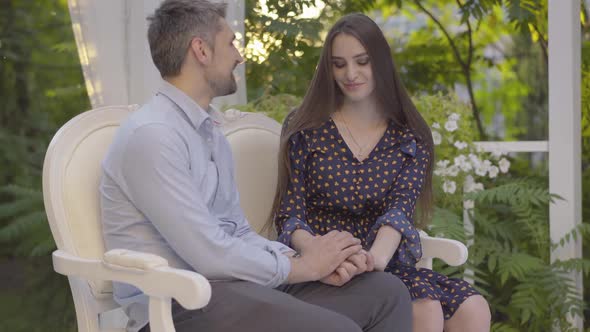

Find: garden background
1;0;589;331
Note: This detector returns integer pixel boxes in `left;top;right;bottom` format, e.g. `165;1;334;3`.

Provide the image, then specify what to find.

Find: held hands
297;230;363;281
320;249;375;287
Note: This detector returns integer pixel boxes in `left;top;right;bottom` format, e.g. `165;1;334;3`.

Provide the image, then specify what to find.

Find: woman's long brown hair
266;13;434;231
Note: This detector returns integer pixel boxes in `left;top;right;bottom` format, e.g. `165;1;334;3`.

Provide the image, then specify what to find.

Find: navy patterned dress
275;118;478;319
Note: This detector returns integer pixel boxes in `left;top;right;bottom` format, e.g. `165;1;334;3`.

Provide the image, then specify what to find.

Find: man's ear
189;37;212;65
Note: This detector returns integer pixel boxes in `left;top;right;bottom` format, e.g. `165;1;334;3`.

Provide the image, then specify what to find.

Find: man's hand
320;249;375;286
297;230;362;280
320;262;355;286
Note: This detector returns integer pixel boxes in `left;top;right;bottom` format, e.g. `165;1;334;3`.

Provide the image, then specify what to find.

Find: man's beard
209;71;237;97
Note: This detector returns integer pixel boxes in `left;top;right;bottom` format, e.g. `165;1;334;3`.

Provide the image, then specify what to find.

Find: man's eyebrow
331;52;369;59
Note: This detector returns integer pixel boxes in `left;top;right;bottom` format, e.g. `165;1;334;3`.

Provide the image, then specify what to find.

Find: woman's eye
333;62;346;68
357;58;370;65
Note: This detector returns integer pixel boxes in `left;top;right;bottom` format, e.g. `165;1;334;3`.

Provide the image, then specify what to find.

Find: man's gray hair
147;0;227;77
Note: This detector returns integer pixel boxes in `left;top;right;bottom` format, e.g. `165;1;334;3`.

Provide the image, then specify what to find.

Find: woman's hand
320;249;376;286
369;226;401;271
369;250;390;271
320;261;357;286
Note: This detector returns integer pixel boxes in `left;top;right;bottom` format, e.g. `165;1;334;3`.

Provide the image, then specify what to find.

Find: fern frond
467;180;559;207
0;211;47;242
10;221;52;256
0;198;41;219
504;267;581;331
552;258;590;276
30;237;57;256
0;185;44;199
497;253;544;284
472;212;519;245
552;223;590;250
429;207;467;242
491;322;521;332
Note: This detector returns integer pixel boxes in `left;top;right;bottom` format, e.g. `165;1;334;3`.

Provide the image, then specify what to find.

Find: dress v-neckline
328;117;391;164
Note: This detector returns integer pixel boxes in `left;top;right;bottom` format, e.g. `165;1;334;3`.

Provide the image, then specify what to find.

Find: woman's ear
189;37;212;65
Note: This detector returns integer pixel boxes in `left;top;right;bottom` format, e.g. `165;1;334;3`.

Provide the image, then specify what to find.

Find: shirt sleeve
274;132;315;247
121;124;290;287
237;230;295;255
366;140;430;266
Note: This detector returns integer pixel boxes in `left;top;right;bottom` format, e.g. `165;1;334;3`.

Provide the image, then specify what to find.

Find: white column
548;0;582;329
214;0;247;108
68;0;247;109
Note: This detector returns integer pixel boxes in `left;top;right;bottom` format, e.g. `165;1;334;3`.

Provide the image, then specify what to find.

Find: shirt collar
157;81;221;130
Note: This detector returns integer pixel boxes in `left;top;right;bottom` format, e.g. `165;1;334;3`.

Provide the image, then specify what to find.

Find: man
100;1;412;331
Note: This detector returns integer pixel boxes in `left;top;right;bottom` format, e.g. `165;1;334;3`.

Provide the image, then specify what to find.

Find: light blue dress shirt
100;81;292;331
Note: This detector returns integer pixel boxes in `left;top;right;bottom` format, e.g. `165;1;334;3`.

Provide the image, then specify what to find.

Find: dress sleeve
366;139;430;266
274;132;315;247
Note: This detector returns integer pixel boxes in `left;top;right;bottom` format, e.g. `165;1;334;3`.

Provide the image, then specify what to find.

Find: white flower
447;165;460;177
474;182;484;191
432;130;442;145
463;199;474;209
474;159;491;177
432;122;441;129
474;165;486;176
442;180;457;194
463;175;476;192
488;165;499;178
448;113;460;121
454;155;472;172
454;154;467;165
499;158;511;173
468;154;481;168
453;141;468;150
444;120;458;132
463;175;484;193
434;160;450;176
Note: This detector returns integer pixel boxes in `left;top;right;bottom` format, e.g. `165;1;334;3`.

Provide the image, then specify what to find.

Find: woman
269;13;491;332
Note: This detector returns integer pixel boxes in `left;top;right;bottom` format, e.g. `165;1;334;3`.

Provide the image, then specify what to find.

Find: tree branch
413;0;466;69
456;0;485;139
415;0;486;139
531;23;548;65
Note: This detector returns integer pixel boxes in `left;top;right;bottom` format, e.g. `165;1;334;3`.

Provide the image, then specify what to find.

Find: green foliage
0;256;76;332
415;93;513;217
450;178;588;331
456;0;547;38
410;93;587;329
228;93;302;123
244;0;326;99
0;185;51;255
0;0;86;330
582;39;590;327
0;184;76;330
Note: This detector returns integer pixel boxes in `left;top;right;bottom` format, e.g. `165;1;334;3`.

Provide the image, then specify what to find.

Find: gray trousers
140;272;412;332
